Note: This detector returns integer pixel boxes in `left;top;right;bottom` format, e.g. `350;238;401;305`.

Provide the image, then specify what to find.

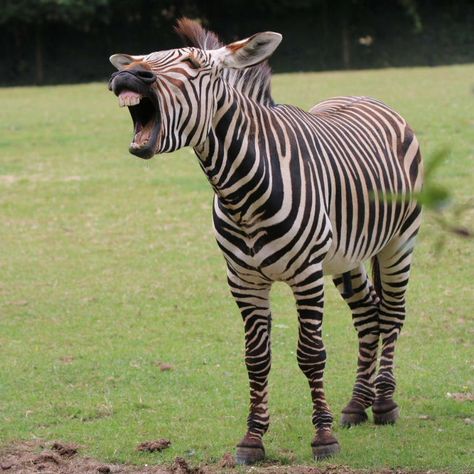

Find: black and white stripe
110;19;423;460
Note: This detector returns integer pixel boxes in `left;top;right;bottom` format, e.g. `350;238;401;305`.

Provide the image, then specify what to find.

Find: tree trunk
35;24;44;85
321;0;329;69
341;16;351;69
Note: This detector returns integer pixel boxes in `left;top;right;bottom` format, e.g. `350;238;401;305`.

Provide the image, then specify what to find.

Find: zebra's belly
321;252;362;276
232;242;361;280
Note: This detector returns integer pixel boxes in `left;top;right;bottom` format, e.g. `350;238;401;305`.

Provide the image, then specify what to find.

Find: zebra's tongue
118;90;142;107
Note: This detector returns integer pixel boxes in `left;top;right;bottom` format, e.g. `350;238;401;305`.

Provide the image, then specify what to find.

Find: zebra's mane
175;18;274;106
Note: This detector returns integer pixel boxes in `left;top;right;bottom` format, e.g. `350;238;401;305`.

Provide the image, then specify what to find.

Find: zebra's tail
371;255;382;305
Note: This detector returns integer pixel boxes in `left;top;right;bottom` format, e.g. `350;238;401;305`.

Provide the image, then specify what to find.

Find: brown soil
137;440;171;453
51;442;79;458
0;440;448;474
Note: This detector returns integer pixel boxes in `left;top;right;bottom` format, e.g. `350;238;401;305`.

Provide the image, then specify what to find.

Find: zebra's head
108;22;282;159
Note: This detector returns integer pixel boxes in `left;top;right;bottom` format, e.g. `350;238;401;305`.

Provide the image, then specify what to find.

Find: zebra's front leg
227;269;272;465
290;266;340;460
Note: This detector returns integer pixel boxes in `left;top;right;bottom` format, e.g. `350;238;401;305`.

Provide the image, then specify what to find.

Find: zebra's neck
194;83;279;225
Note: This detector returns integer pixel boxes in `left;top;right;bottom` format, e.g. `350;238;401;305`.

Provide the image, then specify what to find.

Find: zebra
108;18;423;464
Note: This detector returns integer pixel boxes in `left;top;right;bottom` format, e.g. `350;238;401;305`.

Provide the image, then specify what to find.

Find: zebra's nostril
135;70;156;83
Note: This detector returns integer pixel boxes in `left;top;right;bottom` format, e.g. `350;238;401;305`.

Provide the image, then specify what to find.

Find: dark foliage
0;0;472;85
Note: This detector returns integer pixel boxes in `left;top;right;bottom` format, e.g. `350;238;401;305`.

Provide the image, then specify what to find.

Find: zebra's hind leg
290;265;340;460
333;265;380;427
372;220;420;425
227;268;272;465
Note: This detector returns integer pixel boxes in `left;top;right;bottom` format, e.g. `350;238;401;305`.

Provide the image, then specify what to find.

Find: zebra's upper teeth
118;90;142;107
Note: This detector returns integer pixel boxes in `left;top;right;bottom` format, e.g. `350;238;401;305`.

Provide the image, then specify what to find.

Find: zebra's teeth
118;91;142;107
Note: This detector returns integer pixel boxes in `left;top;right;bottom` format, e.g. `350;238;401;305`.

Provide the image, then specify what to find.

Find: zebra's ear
109;54;146;70
211;32;282;69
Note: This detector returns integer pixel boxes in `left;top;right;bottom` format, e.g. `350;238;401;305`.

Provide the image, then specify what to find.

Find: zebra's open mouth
117;90;161;159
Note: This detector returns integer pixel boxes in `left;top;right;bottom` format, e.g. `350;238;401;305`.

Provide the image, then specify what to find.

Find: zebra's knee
297;341;327;380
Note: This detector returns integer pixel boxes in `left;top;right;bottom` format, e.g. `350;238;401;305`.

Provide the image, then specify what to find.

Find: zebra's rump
302;96;423;269
308;95;422;192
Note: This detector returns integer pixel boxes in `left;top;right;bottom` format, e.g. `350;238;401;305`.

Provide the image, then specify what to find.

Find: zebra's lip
127;94;161;159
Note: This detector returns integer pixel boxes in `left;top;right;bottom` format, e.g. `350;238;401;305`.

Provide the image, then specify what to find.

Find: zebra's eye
181;55;202;69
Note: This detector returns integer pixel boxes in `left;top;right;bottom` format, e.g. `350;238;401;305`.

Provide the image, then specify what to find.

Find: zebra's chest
213;206;330;281
234;231;296;280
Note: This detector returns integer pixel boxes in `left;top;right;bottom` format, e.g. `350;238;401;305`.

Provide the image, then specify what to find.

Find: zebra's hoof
311;431;340;460
372;402;400;425
341;400;368;427
312;442;341;460
340;410;368;427
235;446;265;465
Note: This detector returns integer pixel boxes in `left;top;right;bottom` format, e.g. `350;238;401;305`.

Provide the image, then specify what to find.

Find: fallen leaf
158;362;174;372
10;300;28;306
81;297;97;303
418;415;431;420
446;392;474;401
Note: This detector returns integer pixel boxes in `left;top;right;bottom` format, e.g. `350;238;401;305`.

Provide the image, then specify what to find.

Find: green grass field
0;64;473;473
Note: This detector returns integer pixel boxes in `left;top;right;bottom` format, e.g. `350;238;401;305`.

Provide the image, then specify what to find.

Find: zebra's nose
132;69;156;84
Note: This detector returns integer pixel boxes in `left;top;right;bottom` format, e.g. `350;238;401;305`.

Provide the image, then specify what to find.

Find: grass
0;64;473;473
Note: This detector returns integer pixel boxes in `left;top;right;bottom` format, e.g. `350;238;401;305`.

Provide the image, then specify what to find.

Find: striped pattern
113;20;423;452
200;92;422;439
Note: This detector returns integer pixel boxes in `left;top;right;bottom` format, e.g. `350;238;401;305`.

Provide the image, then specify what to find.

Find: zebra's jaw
109;70;161;159
119;91;161;160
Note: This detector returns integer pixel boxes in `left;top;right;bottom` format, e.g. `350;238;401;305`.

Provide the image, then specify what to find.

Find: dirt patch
171;457;202;474
0;441;169;473
137;440;171;453
0;440;449;474
218;453;235;469
51;442;79;457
